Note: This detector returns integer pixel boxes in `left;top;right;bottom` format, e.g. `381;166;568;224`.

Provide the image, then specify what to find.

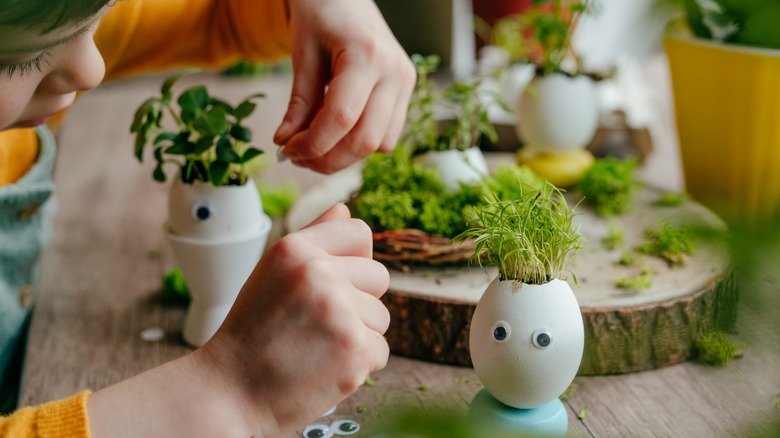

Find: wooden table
20;68;780;437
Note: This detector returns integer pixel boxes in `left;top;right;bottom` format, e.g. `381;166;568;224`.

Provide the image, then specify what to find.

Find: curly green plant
131;69;265;186
455;185;582;284
578;157;640;217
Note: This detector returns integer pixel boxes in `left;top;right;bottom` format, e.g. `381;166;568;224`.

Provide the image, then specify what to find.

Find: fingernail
276;146;288;163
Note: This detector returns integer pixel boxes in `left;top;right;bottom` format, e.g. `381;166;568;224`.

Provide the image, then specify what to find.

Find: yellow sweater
0;0;289;435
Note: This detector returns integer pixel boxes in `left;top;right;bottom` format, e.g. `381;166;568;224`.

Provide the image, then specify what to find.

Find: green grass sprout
455;184;582;284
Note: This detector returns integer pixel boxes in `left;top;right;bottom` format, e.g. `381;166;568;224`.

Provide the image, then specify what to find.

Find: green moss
602;221;625;250
161;268;191;305
639;221;695;267
257;182;299;218
614;271;653;292
616;251;644;267
578;157;640;217
697;331;742;366
656;192;687;207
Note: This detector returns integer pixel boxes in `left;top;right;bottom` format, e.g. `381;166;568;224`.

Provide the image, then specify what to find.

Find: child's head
0;0;113;131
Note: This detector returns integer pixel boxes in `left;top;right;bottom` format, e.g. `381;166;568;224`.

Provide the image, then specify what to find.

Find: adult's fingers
336;256;389;298
301;203;351;230
295;217;373;259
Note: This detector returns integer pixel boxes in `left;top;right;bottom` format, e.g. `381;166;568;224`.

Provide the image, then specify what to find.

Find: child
0;0;414;435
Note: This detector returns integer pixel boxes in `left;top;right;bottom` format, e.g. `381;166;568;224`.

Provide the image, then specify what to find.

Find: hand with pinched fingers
273;0;416;174
198;204;391;436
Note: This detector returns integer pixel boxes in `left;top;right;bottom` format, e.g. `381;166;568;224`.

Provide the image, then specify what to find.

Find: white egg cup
415;147;489;192
469;277;584;437
167;177;271;347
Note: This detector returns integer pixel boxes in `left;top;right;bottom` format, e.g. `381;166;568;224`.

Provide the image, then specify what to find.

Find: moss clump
257;182;299;218
614;270;653;293
578;157;640;217
696;331;742;366
161;268;190;305
639;221;695;267
656;192;687;207
616;251;644;267
602;221;625;250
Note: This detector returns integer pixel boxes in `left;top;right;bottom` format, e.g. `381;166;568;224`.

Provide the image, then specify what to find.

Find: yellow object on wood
516;147;594;188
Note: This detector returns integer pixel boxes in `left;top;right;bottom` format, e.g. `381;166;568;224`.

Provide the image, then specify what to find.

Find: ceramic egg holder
166;177;272;347
468;277;584;437
515;73;599;187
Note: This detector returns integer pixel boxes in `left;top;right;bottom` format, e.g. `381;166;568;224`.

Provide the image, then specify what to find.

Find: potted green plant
131;69;272;346
665;0;780;223
487;0;597;188
403;54;497;192
456;184;583;436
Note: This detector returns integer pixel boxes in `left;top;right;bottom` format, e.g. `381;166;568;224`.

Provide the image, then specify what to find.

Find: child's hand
196;204;391;436
273;0;416;174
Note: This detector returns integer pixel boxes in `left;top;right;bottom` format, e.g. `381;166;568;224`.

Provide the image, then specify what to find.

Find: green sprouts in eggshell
456;184;582;284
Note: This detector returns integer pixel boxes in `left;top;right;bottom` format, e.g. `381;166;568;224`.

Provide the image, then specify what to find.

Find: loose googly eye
331;419;360;435
490;321;511;343
302;423;333;438
532;328;553;349
191;200;212;222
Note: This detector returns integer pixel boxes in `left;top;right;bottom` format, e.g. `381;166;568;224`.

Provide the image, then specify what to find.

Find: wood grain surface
20;68;780;437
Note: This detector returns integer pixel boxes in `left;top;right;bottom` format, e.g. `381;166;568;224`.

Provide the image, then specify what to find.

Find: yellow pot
665;35;780;224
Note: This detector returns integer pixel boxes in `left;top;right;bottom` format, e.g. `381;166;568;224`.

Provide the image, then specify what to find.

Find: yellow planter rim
665;33;780;58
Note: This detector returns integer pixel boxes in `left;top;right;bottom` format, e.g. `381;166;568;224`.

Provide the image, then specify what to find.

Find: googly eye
302;423;333;438
191;200;212;222
331;419;360;435
532;328;553;349
490;321;511;343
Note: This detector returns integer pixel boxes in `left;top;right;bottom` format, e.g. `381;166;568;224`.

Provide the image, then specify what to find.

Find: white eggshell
469;278;584;409
515;74;599;153
415;147;489;191
168;177;265;239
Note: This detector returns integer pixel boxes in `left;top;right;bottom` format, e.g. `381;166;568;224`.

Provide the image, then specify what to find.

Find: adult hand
273;0;416;174
197;204;391;436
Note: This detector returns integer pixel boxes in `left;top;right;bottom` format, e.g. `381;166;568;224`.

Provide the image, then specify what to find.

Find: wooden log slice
286;163;737;375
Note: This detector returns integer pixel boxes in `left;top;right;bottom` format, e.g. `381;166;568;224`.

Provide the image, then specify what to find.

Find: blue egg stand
469;389;568;437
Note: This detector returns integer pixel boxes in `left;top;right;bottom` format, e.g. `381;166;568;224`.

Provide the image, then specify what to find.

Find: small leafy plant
578;157;640;217
402;54;497;154
455;184;582;284
486;0;592;75
131;69;265;186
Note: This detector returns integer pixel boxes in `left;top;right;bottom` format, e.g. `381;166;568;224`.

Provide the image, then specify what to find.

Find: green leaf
165;141;196;155
130;98;158;133
209;98;236;117
161;68;200;99
193;137;215;155
153;164;167;182
193;107;228;137
153;132;178;145
208;160;230;185
240;147;264;164
178;86;209;123
134;127;149;162
216;136;240;163
229;125;252;142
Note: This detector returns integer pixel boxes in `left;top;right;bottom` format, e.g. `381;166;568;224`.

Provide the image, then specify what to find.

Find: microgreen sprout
455;184;582;284
578;157;640;217
402;54;497;154
131;69;265;186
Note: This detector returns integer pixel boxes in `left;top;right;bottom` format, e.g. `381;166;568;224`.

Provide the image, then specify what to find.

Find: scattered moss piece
559;383;577;401
257;182;299;218
602;221;624;250
615;271;653;292
577;405;588;420
617;251;643;267
356;406;366;414
639;221;695;267
161;268;191;305
578;157;640;217
453;377;465;384
364;375;376;387
656;192;687;207
416;385;430;392
697;331;742;366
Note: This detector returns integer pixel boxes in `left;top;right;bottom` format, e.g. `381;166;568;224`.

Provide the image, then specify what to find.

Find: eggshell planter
415;147;488;191
167;176;272;346
469;278;584;409
515;73;599;153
